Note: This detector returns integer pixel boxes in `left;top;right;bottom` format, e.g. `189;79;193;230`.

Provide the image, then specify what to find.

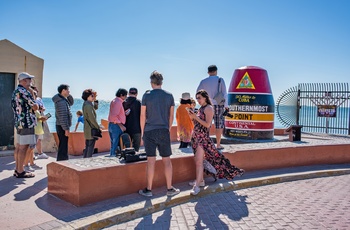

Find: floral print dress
191;105;244;180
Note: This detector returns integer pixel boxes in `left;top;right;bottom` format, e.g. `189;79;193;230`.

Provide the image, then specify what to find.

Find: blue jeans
108;123;123;156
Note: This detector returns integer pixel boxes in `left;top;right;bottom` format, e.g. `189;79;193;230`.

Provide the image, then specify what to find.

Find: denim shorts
143;129;172;157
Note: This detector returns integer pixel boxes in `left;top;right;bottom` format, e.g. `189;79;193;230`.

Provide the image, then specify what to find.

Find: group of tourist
11;73;49;178
11;65;244;197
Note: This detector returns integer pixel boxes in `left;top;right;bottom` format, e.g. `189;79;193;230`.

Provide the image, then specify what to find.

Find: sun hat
18;72;35;81
181;92;191;100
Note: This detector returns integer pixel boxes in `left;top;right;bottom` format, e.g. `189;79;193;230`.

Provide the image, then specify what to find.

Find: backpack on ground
118;133;147;163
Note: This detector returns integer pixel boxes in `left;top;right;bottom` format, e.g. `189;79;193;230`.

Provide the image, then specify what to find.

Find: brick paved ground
106;175;350;230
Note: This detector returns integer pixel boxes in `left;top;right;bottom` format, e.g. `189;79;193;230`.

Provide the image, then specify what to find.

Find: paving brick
107;175;350;229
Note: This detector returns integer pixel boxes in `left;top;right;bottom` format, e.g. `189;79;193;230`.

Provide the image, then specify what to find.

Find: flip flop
16;171;35;178
217;146;224;150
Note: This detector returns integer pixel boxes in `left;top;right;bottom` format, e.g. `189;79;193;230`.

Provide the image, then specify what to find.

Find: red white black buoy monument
224;66;275;139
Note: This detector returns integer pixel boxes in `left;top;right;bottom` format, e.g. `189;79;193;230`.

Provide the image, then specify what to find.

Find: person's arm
140;105;146;136
74;122;79;132
23;88;39;111
169;106;174;130
188;105;213;128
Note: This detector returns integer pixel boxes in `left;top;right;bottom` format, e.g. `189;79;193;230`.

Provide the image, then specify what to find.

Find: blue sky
1;0;349;102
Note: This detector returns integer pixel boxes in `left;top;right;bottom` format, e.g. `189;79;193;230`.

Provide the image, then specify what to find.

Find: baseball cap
18;72;35;81
129;87;138;94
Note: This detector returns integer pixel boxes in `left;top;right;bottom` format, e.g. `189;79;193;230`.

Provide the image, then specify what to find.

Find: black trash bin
286;125;303;141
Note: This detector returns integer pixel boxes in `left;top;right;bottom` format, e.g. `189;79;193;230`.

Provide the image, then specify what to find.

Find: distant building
0;39;44;148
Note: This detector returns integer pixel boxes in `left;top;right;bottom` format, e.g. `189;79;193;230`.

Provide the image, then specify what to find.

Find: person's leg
28;148;35;166
36;138;42;154
17;144;29;173
183;142;189;148
56;125;69;161
142;130;157;191
215;128;223;148
146;156;156;190
14;143;19;172
162;157;173;189
84;139;96;158
109;123;122;156
23;147;31;167
157;129;178;192
132;133;141;152
194;146;205;186
214;105;225;149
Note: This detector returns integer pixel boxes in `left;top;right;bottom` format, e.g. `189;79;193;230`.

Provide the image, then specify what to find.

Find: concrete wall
0;39;44;95
0;39;57;152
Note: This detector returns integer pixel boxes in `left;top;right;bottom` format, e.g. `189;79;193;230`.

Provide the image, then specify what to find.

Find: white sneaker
36;153;49;159
30;164;43;170
188;180;205;187
166;187;180;197
24;165;35;172
190;186;200;196
138;188;153;197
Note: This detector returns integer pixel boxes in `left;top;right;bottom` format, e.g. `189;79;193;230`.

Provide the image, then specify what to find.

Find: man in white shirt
197;65;228;150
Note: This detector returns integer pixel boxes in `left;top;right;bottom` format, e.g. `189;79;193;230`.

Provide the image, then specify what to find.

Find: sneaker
190;186;200;196
30;164;43;170
36;153;49;159
166;187;180;197
24;165;35;172
188;180;205;187
139;188;153;197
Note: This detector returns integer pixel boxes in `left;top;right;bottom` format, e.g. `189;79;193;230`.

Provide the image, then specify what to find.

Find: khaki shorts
16;128;36;149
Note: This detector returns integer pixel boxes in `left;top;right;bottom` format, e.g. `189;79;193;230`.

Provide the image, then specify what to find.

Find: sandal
16;171;35;178
13;170;18;177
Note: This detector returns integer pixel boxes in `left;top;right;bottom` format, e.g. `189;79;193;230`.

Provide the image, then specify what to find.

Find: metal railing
276;83;350;135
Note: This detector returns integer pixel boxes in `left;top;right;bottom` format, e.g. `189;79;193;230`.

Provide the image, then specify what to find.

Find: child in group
74;110;84;132
23;89;49;171
175;92;194;148
190;98;197;112
33;103;49;159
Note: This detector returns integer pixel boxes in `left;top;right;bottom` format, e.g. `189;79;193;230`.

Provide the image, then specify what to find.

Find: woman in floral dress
188;89;244;195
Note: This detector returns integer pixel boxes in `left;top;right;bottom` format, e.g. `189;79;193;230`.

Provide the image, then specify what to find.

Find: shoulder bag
213;78;226;105
85;117;102;139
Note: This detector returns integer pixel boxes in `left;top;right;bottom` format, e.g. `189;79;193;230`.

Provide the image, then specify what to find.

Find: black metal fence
276;83;350;135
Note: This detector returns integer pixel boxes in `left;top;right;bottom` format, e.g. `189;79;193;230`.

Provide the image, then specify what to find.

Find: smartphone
45;113;52;119
186;107;193;113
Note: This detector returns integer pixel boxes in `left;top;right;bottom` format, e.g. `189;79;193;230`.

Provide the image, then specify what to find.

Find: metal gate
276;83;350;135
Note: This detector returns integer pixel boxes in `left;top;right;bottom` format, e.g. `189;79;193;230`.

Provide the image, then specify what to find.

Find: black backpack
118;133;147;163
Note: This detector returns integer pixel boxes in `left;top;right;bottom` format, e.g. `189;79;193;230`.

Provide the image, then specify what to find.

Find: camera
222;108;233;118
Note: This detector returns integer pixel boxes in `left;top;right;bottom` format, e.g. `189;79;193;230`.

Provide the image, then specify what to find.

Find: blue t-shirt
78;115;84;124
142;89;174;132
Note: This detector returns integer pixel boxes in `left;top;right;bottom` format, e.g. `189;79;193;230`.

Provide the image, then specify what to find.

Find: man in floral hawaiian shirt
11;72;38;178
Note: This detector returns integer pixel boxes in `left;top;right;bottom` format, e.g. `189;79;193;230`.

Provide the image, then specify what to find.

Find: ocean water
42;98;284;133
44;98;117;132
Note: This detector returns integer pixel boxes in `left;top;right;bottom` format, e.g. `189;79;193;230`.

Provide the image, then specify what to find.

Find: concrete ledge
58;167;350;230
47;155;196;206
47;141;350;206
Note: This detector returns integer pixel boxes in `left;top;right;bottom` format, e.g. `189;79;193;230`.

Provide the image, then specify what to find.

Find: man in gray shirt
197;65;228;150
138;71;180;197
